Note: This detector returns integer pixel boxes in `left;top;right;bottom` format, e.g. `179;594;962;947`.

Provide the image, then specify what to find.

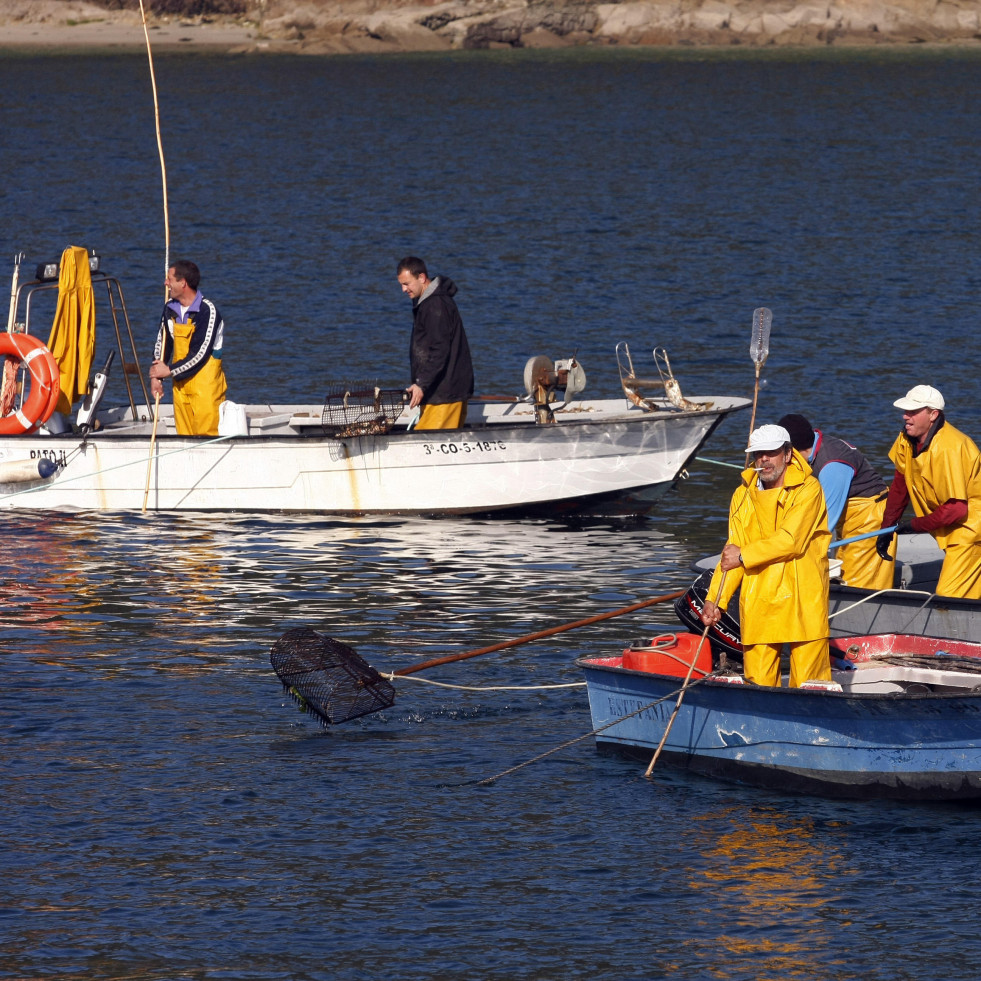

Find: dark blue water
2;47;981;980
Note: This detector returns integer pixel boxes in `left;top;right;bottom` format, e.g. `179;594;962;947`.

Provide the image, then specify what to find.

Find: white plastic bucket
218;400;249;437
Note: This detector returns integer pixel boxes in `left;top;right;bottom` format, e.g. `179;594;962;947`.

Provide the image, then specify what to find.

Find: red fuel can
622;632;712;679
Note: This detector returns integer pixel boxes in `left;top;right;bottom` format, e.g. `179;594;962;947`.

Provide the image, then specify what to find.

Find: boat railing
14;263;151;425
616;341;708;412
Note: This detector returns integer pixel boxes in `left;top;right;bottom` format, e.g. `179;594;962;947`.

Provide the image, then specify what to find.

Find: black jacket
409;276;474;405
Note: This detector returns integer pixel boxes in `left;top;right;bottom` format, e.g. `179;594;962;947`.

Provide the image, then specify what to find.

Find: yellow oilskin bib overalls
170;319;227;436
709;451;832;688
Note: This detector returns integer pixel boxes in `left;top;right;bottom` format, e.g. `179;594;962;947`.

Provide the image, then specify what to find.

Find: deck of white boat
89;395;743;438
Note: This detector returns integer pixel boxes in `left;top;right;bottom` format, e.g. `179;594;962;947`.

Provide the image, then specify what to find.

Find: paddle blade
270;627;396;726
749;307;772;367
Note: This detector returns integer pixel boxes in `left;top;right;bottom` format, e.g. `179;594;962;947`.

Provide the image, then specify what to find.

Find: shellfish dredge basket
321;383;407;437
270;627;397;725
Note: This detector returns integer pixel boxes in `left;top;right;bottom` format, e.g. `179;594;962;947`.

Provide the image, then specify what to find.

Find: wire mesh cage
321;382;407;438
270;627;396;726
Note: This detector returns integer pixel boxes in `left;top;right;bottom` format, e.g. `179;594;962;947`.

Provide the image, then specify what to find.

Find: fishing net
270;627;396;726
321;382;407;438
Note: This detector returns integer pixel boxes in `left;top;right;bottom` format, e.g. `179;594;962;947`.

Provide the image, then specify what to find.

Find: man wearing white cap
701;424;832;688
877;385;981;599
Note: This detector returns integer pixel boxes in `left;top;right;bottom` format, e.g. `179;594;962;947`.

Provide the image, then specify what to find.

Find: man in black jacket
396;256;474;430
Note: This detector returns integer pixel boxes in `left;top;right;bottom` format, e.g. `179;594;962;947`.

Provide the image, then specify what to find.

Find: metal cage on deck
321;383;407;438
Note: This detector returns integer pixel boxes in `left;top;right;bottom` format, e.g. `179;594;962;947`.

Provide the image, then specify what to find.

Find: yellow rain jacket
709;450;830;645
46;245;96;417
888;421;981;550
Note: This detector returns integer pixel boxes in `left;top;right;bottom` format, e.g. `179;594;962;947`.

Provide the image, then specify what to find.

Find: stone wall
8;0;981;53
256;0;981;53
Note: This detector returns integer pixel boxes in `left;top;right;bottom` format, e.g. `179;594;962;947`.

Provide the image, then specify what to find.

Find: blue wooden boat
577;632;981;800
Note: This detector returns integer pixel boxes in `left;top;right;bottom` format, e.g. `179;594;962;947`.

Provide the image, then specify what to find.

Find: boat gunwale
576;654;981;703
18;395;751;443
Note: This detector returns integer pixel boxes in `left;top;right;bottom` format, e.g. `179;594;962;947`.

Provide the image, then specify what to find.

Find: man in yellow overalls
701;424;832;688
877;385;981;599
149;260;227;436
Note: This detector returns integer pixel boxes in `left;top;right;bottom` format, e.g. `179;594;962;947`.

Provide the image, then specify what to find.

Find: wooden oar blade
749;307;772;367
270;627;396;726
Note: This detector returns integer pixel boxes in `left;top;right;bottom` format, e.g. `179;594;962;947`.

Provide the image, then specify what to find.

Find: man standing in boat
701;424;832;688
396;256;474;430
877;385;981;599
778;413;895;591
149;260;227;437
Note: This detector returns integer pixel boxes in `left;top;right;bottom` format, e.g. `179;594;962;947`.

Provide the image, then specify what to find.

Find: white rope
0;434;234;501
829;586;936;619
382;673;585;692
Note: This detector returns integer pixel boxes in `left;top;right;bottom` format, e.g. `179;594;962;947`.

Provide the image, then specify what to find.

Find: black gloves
896;522;915;536
876;532;894;562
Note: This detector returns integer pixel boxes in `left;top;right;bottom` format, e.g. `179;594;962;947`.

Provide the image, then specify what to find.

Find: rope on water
475;673;720;787
382;673;585;692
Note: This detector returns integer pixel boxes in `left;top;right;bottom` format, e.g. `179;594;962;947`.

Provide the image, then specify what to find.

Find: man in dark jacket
396;256;474;430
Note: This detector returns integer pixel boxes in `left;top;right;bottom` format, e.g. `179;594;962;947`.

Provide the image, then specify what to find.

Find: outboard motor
76;350;115;434
674;570;744;667
522;354;586;424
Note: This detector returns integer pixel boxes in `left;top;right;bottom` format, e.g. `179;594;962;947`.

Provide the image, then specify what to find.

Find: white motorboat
0;258;749;516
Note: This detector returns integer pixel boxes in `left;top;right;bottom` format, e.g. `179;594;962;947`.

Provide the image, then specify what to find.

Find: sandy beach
0;3;259;52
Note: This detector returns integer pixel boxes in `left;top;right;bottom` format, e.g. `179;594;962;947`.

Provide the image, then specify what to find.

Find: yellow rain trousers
417;400;467;430
171;320;227;437
46;245;95;417
708;450;832;688
837;494;896;591
889;423;981;599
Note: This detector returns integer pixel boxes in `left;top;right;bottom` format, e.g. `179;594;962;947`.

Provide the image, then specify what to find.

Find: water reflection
686;804;853;978
2;510;696;676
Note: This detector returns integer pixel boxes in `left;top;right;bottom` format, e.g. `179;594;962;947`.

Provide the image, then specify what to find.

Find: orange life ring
0;333;61;435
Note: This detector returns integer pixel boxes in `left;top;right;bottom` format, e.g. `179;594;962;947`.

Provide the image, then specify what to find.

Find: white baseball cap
894;385;945;411
746;424;791;454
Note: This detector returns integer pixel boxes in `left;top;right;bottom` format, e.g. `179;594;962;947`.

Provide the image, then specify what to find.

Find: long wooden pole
139;2;169;498
142;391;161;512
644;572;727;778
138;0;170;277
393;589;686;677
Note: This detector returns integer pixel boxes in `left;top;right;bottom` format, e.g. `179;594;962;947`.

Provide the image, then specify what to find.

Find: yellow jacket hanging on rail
46;245;96;417
709;450;830;646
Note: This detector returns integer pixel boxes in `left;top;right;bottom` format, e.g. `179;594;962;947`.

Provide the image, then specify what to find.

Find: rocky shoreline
1;0;980;55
